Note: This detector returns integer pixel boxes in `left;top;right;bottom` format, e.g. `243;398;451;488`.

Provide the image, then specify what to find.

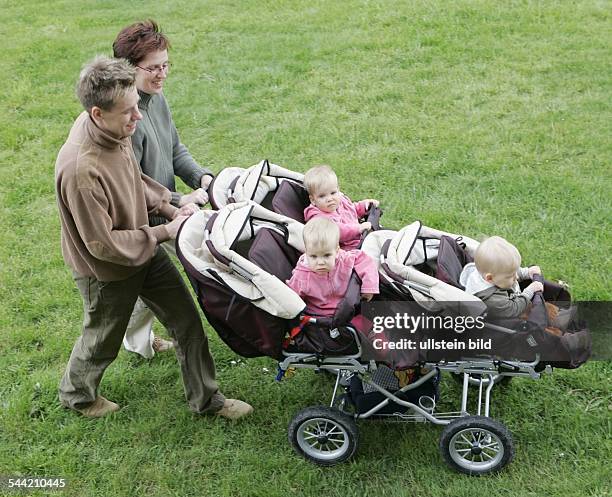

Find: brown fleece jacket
55;112;179;281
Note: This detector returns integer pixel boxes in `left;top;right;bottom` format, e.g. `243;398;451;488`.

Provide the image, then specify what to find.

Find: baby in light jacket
459;236;543;320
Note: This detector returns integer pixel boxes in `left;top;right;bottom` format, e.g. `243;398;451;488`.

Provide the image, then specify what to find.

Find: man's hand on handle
179;188;209;206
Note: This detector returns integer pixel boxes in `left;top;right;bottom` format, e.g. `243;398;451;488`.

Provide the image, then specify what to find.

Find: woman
113;20;214;358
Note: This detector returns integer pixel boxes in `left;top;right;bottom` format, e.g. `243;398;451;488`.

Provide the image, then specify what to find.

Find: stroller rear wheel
288;406;358;466
439;416;514;475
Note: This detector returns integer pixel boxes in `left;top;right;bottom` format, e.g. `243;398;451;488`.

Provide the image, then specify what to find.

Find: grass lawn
1;1;610;496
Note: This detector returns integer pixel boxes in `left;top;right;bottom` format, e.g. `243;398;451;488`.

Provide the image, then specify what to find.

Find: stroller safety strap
283;315;313;349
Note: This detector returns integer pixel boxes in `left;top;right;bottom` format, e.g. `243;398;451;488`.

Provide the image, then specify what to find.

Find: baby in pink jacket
286;217;379;317
303;165;379;250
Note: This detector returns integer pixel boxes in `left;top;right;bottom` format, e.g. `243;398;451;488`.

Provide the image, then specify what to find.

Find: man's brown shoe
75;396;120;418
216;399;253;420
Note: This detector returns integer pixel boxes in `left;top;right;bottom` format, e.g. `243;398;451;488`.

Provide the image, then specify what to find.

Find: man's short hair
303;217;340;252
76;55;136;112
475;236;522;276
304;165;338;195
113;19;170;66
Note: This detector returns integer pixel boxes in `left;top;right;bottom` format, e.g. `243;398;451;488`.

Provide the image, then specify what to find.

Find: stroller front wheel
289;406;358;466
439;416;514;475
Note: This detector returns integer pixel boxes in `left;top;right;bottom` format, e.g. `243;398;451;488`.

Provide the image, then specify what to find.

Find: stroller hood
361;221;486;317
209;159;304;209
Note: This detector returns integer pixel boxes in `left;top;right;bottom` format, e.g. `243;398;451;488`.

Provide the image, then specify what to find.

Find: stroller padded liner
271;180;309;223
436;235;473;289
248;227;300;282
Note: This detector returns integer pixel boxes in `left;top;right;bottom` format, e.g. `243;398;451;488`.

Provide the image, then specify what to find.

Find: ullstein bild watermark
360;300;604;363
371;336;492;351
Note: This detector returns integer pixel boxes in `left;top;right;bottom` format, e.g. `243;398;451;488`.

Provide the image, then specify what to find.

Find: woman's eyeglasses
136;62;171;75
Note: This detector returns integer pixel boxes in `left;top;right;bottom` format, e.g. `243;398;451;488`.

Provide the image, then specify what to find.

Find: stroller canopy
361;221;486;316
209;159;304;209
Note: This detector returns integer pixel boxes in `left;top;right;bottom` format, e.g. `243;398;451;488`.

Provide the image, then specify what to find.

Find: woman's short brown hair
113;20;170;65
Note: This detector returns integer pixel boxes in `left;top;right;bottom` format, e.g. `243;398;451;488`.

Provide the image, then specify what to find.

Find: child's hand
525;281;544;294
365;199;379;208
528;265;542;278
361;293;374;302
359;222;372;233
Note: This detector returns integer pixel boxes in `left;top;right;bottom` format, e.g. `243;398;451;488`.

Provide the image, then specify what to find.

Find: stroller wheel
439;416;514;475
288;406;358;466
450;372;512;387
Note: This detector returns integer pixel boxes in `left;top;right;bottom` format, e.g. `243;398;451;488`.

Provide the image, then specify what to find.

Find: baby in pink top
303;165;379;250
286;217;379;318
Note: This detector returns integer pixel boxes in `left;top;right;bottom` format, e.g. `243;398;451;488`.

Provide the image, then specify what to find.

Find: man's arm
66;183;169;267
141;173;179;220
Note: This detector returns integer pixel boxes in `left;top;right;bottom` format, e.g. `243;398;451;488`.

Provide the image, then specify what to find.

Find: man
55;55;252;419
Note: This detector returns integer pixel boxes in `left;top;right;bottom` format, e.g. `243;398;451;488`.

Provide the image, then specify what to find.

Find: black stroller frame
278;323;550;473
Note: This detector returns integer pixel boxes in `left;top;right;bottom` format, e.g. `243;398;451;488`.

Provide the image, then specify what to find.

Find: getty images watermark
370;312;491;351
359;300;606;363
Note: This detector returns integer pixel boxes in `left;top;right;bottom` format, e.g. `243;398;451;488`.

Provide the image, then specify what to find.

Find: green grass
1;0;611;496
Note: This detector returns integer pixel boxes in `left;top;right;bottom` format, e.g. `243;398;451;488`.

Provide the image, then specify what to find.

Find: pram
177;162;590;474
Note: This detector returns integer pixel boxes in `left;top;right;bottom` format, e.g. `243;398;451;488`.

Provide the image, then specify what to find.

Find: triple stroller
176;160;591;475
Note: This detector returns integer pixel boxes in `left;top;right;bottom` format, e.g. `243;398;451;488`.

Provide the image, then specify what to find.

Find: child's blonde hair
303;165;338;196
302;217;340;252
475;236;522;276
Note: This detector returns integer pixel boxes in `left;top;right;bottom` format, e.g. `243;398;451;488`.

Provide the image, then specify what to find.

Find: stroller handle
530;272;545;309
359;206;383;244
532;273;545;295
366;206;382;231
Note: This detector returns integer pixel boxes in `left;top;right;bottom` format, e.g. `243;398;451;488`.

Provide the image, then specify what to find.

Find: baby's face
309;181;341;213
488;269;518;289
305;244;338;274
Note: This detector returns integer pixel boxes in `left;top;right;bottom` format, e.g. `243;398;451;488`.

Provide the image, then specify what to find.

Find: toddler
303;165;379;250
459;236;544;320
287;217;379;317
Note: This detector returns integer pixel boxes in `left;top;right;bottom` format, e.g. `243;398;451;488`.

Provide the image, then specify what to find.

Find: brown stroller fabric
435;235;474;289
271;180;309;223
